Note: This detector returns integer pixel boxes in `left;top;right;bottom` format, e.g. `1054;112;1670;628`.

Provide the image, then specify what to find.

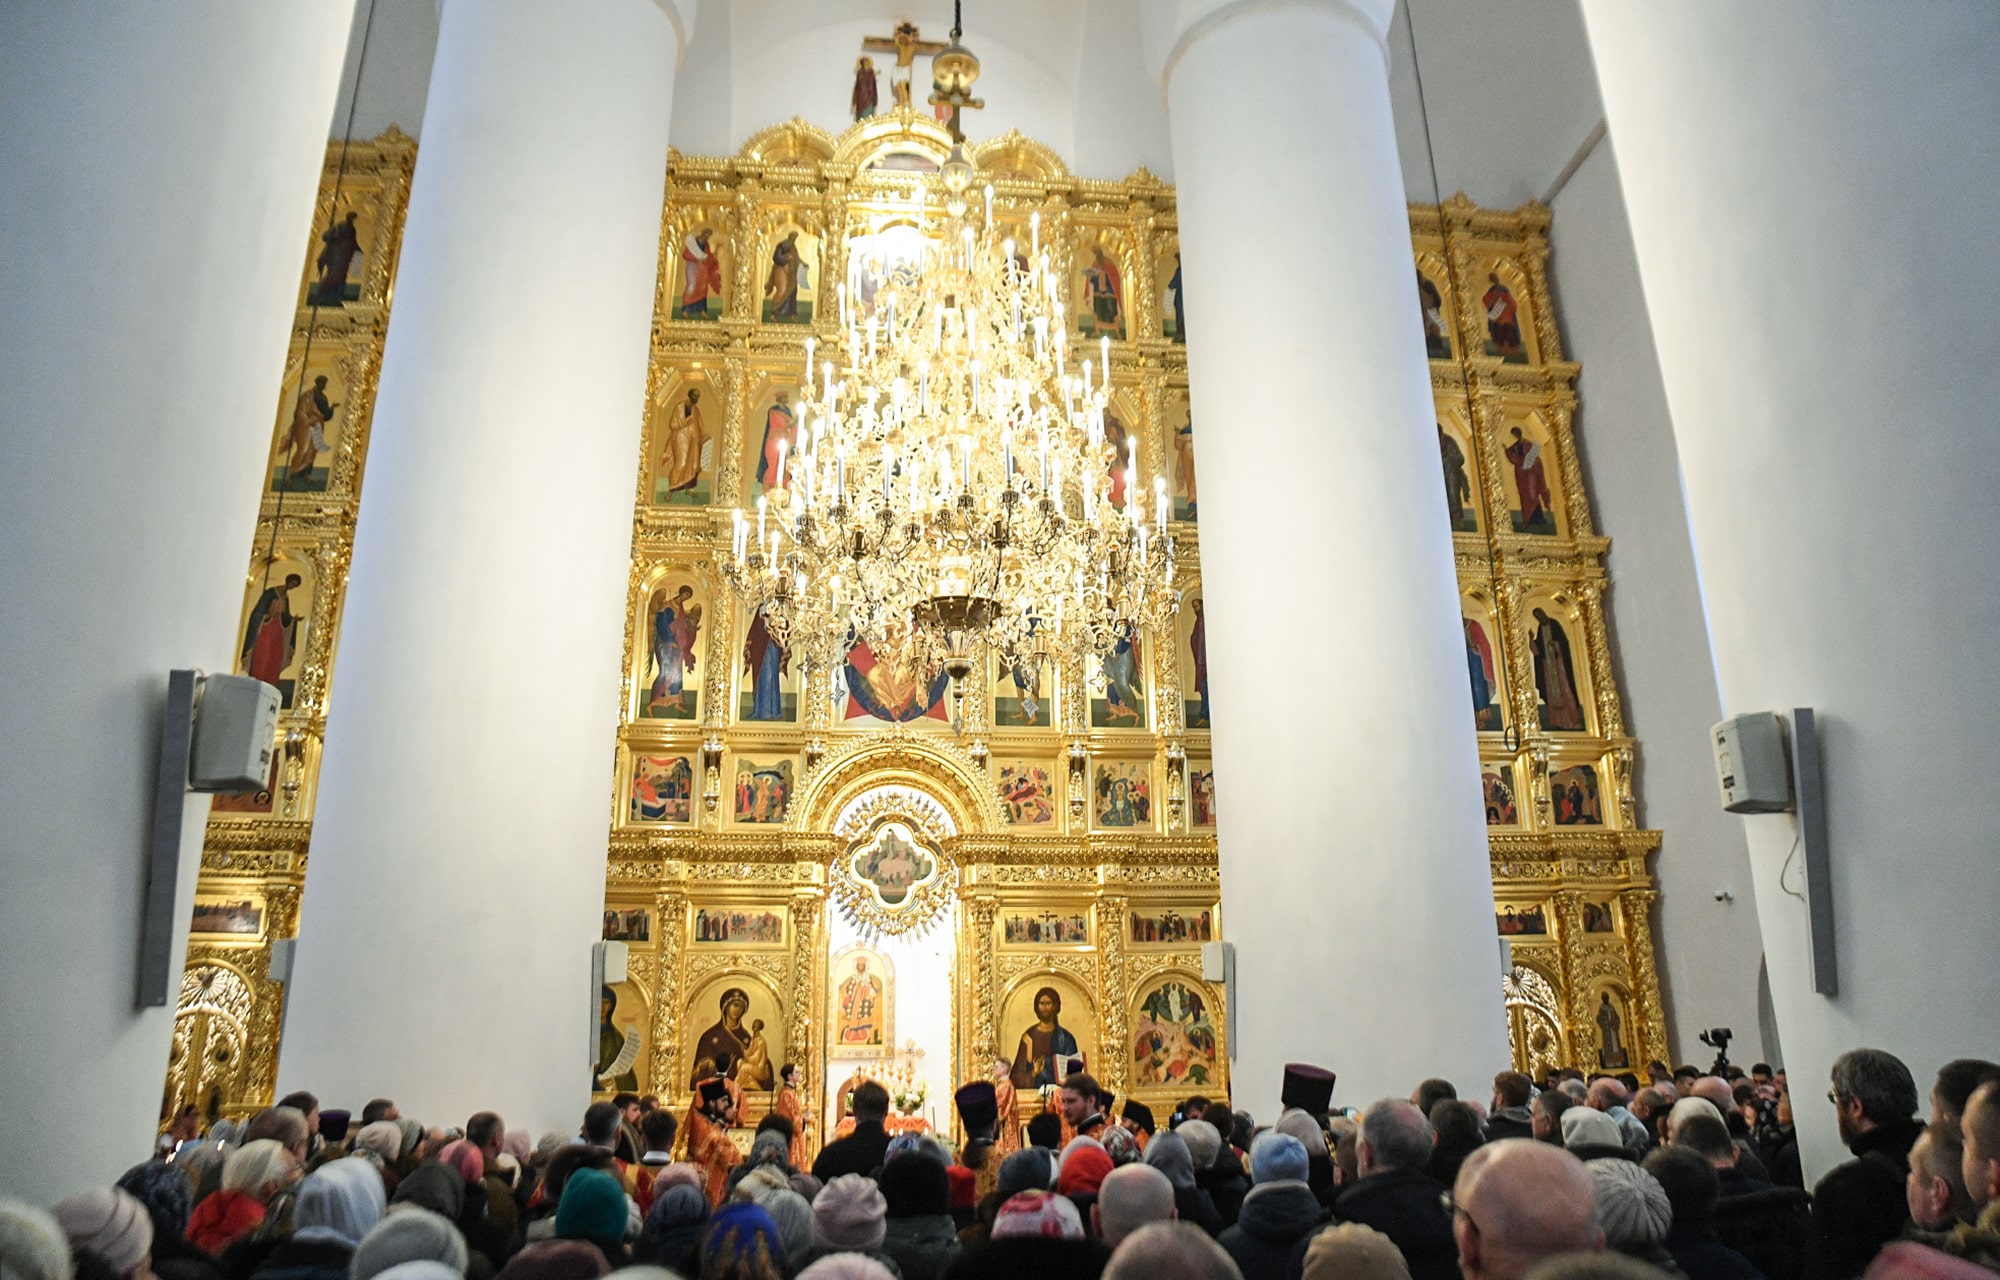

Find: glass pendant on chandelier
720;132;1179;722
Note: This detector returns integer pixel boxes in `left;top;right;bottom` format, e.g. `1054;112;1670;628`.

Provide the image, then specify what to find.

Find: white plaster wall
0;2;354;1200
328;0;441;140
1581;0;2000;1177
822;912;957;1136
1546;136;1766;1069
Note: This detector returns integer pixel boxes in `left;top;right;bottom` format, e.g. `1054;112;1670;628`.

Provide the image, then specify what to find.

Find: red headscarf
1055;1144;1113;1198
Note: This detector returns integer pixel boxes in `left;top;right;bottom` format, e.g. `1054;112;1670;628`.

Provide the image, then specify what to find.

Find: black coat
1485;1109;1535;1143
1323;1169;1458;1280
152;1235;230;1280
1665;1224;1766;1280
814;1119;893;1181
245;1238;353;1280
1713;1167;1813;1280
1199;1149;1251;1228
944;1236;1110;1280
1219;1184;1325;1280
883;1214;963;1280
1175;1186;1227;1238
1811;1118;1924;1280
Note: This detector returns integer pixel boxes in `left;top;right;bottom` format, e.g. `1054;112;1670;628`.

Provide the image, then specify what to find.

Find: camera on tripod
1698;1026;1733;1076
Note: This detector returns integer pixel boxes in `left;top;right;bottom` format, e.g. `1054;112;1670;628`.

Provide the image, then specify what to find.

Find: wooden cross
861;22;946;109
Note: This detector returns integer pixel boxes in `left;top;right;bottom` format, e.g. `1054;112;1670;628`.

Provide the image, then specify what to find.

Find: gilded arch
793;727;1004;837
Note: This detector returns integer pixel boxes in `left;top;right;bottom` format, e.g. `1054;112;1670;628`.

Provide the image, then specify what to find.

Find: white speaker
1712;712;1793;813
190;675;280;792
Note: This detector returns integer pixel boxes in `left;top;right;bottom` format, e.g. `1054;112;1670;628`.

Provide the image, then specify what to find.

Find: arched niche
793;728;1004;836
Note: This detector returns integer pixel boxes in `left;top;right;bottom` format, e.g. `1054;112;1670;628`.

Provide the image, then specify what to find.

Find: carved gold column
1095;892;1130;1098
1550;888;1595;1066
787;889;823;1073
969;897;999;1063
1618;888;1670;1067
652;888;689;1096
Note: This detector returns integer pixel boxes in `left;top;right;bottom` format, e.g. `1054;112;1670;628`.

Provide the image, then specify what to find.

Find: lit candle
1101;334;1110;372
805;335;815;371
1031;210;1040;255
883;445;893;502
961;435;972;490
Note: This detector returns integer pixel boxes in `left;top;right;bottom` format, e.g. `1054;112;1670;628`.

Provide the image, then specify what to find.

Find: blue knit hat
1249;1131;1309;1184
554;1167;629;1242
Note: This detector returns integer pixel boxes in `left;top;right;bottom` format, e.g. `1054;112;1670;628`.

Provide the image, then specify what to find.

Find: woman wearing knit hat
636;1184;709;1272
187;1141;296;1255
1218;1134;1323;1280
877;1154;959;1280
553;1168;631;1269
699;1201;789;1280
348;1207;469;1280
1141;1132;1224;1239
793;1175;900;1276
0;1199;72;1280
796;1257;896;1280
246;1158;387;1280
1588;1158;1676;1271
492;1240;608;1280
117;1162;223;1280
749;1188;813;1267
53;1188;154;1280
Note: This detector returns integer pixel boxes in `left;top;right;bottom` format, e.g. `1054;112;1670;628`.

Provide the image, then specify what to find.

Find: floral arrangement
892;1079;928;1116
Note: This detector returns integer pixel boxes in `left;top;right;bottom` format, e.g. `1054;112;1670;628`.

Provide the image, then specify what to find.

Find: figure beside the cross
856;9;985;142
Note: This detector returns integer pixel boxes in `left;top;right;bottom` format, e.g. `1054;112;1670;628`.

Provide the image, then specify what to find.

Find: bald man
1105;1221;1241;1280
1452;1141;1604;1280
1096;1163;1178;1247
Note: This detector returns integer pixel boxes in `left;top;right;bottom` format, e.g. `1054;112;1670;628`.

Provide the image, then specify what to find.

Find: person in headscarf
553;1169;631;1270
248;1158;387;1280
750;1188;813;1266
1142;1130;1224;1238
0;1199;71;1280
349;1207;469;1280
794;1175;899;1276
724;1134;794;1201
1055;1143;1114;1226
54;1188;154;1280
699;1202;788;1280
187;1141;296;1254
635;1184;708;1273
494;1240;608;1280
1098;1127;1139;1169
797;1257;896;1280
877;1155;959;1280
118;1161;225;1280
399;1149;513;1272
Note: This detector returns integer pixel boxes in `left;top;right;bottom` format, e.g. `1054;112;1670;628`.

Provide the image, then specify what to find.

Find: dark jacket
1428;1135;1482;1192
1485;1107;1535;1143
1812;1118;1924;1280
1713;1166;1812;1280
1321;1168;1458;1280
1175;1186;1227;1238
814;1119;893;1182
883;1213;964;1280
1199;1148;1251;1228
244;1238;353;1280
151;1233;230;1280
1761;1130;1804;1190
944;1237;1109;1280
1664;1224;1765;1280
1219;1184;1325;1280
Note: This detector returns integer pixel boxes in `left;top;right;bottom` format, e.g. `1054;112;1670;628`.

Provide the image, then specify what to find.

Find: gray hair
1104;1221;1242;1280
221;1139;295;1194
1361;1098;1433;1174
354;1121;404;1165
1096;1164;1176;1247
1177;1120;1223;1171
1831;1048;1918;1124
352;1206;470;1280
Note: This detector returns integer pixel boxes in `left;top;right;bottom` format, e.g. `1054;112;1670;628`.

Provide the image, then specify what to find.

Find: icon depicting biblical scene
1076;235;1127;340
1131;978;1221;1087
643;579;704;720
1129;909;1214;946
237;560;311;710
1101;404;1139;512
1180;598;1209;729
1090;623;1148;729
1167;393;1198;523
1497;904;1549;936
653;378;715;506
190;898;262;937
1482;269;1529;363
675;223;727;320
1189;762;1217;828
1006;981;1093;1089
744;383;802;503
1093;761;1152;829
1419;270;1453;359
1160;242;1185;343
1439;421;1479;533
740;603;797;722
684;979;781;1090
1596;990;1632;1070
629;754;693;824
840;634;950;724
732;757;794;824
1551;765;1604;825
692;907;786;945
761;226;818;324
271;359;345;493
1483;765;1518;826
993;637;1051;728
849;822;938;907
829;945;892;1056
595;979;648;1094
845;223;928;320
1464;611;1504;731
1503;420;1559;535
1529;606;1587;732
1002;910;1090;947
602;907;651;942
1582;901;1617;933
308;209;366;308
997;761;1055;826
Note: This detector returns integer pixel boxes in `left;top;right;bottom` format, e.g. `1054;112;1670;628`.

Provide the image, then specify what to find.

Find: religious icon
1131;979;1221;1087
1596;991;1631;1070
842;634;949;723
1091;623;1146;729
993;641;1048;727
691;908;785;945
1465;615;1502;730
849;823;937;906
1483;766;1518;826
596;982;644;1093
762;229;813;324
1483;271;1528;362
1504;425;1558;534
1080;241;1126;340
1496;904;1548;936
1582;901;1616;933
997;761;1054;826
1419;271;1452;359
240;568;306;709
1009;985;1082;1088
645;582;703;720
749;388;798;499
732;758;793;824
1530;607;1587;732
311;211;362;308
1162;248;1186;342
602;908;651;942
190;898;262;937
1440;424;1477;533
741;603;795;722
1093;761;1152;829
656;385;712;505
851;56;880;120
1189;763;1218;828
831;946;891;1053
677;226;724;320
688;985;755;1088
1128;908;1214;946
1551;765;1604;825
1182;599;1209;729
1103;409;1135;510
738;1019;776;1091
860;22;946;114
274;374;340;492
1170;397;1198;522
629;754;693;824
1002;911;1091;946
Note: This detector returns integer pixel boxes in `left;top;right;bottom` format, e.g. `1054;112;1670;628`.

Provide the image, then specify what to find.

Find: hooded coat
1218;1183;1325;1280
1141;1132;1225;1238
1318;1168;1457;1280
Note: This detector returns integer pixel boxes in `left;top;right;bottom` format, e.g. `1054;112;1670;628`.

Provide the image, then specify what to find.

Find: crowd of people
7;1048;1999;1280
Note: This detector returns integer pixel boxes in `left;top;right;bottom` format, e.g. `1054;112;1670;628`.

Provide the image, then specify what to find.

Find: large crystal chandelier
722;156;1179;712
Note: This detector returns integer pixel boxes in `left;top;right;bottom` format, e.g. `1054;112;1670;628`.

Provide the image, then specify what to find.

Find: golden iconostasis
167;113;1664;1131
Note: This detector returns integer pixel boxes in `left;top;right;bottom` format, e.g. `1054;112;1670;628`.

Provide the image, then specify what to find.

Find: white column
1143;0;1509;1115
0;5;354;1199
278;0;693;1138
1580;3;2000;1177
